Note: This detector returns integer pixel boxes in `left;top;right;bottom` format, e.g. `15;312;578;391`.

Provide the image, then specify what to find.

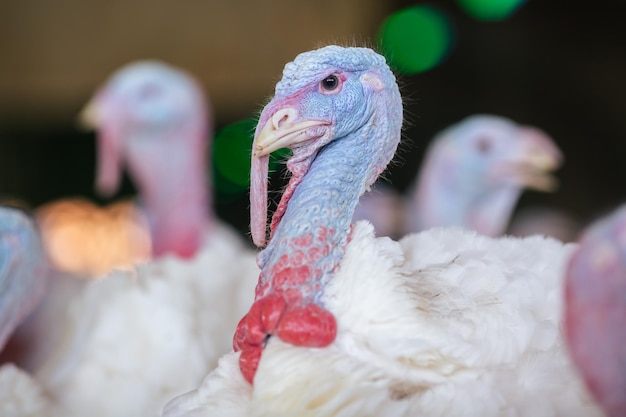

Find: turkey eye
321;75;339;91
476;137;492;154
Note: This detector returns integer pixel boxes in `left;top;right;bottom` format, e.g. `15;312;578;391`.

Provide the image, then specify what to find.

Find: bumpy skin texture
564;205;626;417
235;46;403;384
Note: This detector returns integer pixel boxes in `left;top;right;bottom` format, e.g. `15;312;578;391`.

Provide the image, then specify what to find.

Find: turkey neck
255;129;373;304
413;159;521;237
130;131;212;258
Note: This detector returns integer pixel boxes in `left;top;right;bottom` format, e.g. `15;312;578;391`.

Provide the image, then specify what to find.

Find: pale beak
497;128;562;192
252;108;330;157
506;155;560;192
78;98;100;130
249;107;330;247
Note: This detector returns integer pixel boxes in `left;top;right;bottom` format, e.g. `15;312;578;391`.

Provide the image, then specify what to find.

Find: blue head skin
236;45;403;384
565;205;626;417
250;46;402;246
408;115;562;236
0;207;47;350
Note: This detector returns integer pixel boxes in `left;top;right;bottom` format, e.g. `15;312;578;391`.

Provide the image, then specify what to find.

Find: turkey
354;114;563;239
0;207;47;352
29;61;258;417
164;45;603;417
80;60;214;259
36;58;215;277
407;114;562;237
0;207;52;415
564;205;626;417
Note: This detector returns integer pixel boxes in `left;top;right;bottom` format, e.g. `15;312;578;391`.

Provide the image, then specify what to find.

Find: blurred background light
378;5;453;75
456;0;526;21
213;118;290;201
213;118;256;192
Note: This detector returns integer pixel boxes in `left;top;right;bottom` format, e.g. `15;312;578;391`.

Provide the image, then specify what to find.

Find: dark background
1;0;625;238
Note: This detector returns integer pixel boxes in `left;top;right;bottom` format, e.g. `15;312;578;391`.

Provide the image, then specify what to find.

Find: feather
166;222;602;417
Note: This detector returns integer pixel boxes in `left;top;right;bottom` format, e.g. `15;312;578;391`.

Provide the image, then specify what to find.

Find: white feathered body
0;364;52;417
33;222;258;417
165;221;603;417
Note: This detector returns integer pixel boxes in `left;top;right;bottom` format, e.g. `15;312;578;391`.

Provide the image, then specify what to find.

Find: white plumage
33;222;258;417
0;364;51;417
165;221;603;417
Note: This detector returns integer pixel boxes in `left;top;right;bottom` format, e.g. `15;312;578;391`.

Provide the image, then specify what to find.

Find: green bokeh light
213;118;257;190
456;0;526;21
379;5;452;75
213;118;290;198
